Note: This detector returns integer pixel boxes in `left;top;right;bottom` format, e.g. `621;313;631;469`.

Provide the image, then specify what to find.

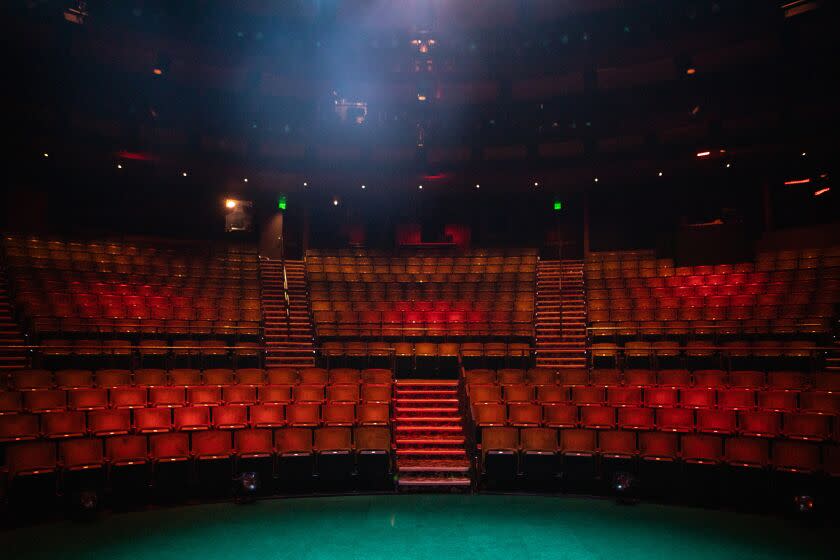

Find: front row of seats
3;426;393;504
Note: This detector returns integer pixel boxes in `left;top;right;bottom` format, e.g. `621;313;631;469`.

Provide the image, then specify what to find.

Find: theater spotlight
234;472;260;504
612;472;637;504
793;495;815;516
71;489;100;520
224;198;253;232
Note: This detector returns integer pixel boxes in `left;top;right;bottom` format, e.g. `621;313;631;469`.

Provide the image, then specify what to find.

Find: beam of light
696;151;711;157
814;188;830;196
784;178;811;185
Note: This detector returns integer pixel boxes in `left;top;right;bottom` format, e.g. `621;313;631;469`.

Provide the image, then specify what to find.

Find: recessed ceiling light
243;178;248;183
182;171;188;177
475;184;480;189
117;164;122;169
303;181;308;187
658;171;663;177
42;152;49;158
801;152;807;157
594;177;599;183
534;181;539;187
361;184;366;189
726;163;731;168
332;198;339;206
418;185;423;190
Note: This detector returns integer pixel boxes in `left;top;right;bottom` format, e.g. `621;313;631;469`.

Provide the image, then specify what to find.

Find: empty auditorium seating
306;250;537;360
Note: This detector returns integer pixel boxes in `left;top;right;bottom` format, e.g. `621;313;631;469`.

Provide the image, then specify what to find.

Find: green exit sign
553;200;563;211
278;195;287;211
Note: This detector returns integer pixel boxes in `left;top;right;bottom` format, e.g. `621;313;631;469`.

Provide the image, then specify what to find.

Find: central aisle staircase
0;262;27;372
393;379;472;489
260;258;316;368
534;259;587;369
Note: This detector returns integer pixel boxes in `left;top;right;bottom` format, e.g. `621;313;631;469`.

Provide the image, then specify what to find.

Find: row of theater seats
36;340;262;368
588;320;831;340
0;402;391;441
589;340;819;370
464;368;840;390
1;367;393;388
3;237;260;336
478;427;839;477
585;249;839;339
311;298;534;312
3;427;392;495
306;249;537;341
313;311;534;338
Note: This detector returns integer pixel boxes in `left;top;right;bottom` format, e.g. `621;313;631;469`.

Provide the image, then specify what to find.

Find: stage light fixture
243;178;248;183
418;185;423;190
182;172;188;177
43;152;49;158
116;164;122;169
794;495;815;515
225;199;238;209
658;171;663;177
333;198;339;206
234;472;260;504
814;188;830;196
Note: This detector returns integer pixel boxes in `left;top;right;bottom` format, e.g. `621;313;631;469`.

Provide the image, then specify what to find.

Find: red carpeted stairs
535;259;587;369
0;262;27;372
260;258;316;368
394;379;472;490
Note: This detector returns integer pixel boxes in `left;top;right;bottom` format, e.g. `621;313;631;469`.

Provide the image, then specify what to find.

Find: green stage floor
4;494;833;559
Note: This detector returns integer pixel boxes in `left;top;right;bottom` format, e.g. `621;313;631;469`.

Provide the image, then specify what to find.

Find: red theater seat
95;369;132;388
656;408;694;433
110;387;147;409
212;405;248;430
135;408;172;433
618;407;655;431
7;441;57;478
508;403;542;427
134;369;168;388
782;413;830;441
680;388;716;409
0;414;40;442
681;434;723;465
286;403;321;427
0;391;23;415
259;385;293;405
60;438;104;471
696;409;736;435
645;387;678;408
473;403;507;427
235;429;273;459
249;404;285;428
11;369;54;391
322;403;356;427
580;406;616;430
42;411;86;439
105;435;148;466
772;440;821;473
187;387;222;407
718;389;755;411
738;411;781;438
174;407;210;431
24;390;66;413
639;432;678;462
560;429;597;457
724;437;769;468
150;433;190;463
88;409;131;436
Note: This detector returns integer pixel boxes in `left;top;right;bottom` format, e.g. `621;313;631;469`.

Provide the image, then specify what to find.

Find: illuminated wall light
417;94;427;102
594;177;599;183
801;152;807;157
814;188;830;197
225;199;237;209
726;163;731;168
182;171;188;177
332;198;339;206
116;164;123;169
361;184;366;189
418;185;423;190
696;151;711;157
475;184;480;189
303;181;308;187
243;178;248;183
533;181;539;187
658;171;663;177
784;178;811;185
153;68;163;75
42;152;49;158
686;67;696;75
